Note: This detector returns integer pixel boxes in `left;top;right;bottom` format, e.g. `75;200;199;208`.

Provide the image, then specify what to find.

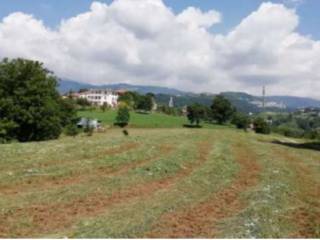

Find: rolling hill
58;79;320;112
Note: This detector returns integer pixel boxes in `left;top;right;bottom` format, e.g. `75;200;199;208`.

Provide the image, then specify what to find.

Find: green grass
0;128;319;238
78;109;229;129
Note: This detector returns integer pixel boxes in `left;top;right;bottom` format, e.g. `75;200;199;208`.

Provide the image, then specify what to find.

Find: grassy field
0;128;319;238
78;110;227;129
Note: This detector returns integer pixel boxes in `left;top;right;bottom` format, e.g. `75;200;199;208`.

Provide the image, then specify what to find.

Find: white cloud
0;0;319;98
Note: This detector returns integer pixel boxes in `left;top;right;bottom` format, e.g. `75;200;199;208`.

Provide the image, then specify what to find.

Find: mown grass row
0;129;319;238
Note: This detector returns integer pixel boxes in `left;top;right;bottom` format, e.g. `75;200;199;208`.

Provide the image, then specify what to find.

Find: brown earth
0;142;142;195
146;142;261;238
0;140;213;237
0;144;175;197
272;147;320;238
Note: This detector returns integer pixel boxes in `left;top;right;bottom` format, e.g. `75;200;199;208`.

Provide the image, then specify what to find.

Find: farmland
0;127;319;238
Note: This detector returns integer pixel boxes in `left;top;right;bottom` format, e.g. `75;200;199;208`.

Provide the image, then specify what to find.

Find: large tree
211;95;235;124
0;58;76;142
187;103;205;126
136;94;153;112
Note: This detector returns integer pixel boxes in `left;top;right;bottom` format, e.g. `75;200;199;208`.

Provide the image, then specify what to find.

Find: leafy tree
59;98;78;126
0;119;18;143
0;58;77;142
187;103;204;126
118;92;137;109
136;95;153;112
232;112;250;130
115;105;130;127
254;117;271;134
211;95;235;124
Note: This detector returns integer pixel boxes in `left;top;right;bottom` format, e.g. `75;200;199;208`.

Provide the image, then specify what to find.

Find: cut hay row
0;129;319;238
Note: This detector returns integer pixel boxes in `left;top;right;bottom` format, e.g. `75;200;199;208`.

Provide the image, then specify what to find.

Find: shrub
274;125;304;138
254;117;271;134
232;113;250;130
64;124;80;137
115;105;130;127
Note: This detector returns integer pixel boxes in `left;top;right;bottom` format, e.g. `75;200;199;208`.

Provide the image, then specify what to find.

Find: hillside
58;80;320;112
0;128;319;238
58;80;186;96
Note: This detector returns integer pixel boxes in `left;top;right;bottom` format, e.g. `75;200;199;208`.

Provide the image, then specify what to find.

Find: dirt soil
0;140;212;237
146;142;261;238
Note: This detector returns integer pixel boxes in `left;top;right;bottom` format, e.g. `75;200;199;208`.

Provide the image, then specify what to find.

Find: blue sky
0;0;319;39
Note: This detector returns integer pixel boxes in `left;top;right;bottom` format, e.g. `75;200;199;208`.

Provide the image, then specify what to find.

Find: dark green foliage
211;95;236;124
254;117;271;134
186;103;205;126
115;106;130;127
76;98;91;107
64;124;80;137
118;92;138;109
232;113;250;130
0;119;18;143
59;98;79;126
0;58;77;142
270;111;320;139
136;94;153;112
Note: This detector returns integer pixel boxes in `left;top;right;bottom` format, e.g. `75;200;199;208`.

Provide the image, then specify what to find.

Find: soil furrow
0;139;212;237
272;147;320;238
146;142;261;238
0;142;142;195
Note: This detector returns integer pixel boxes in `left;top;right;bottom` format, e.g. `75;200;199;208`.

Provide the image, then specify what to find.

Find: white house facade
79;89;119;107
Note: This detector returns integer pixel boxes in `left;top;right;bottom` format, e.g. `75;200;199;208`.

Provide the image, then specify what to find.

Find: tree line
0;58;279;143
185;95;271;134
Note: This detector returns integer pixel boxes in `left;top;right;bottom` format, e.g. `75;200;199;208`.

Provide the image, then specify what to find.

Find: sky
0;0;319;98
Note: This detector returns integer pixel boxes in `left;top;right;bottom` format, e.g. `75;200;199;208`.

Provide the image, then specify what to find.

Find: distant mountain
266;96;320;109
58;79;187;96
58;79;320;112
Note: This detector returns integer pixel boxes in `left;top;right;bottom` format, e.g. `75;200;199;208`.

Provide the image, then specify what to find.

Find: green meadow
0;126;319;238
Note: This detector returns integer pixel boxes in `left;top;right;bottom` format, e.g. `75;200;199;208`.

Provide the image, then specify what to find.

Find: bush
232;113;250;130
254;117;271;134
64;124;80;137
274;125;304;138
115;105;130;127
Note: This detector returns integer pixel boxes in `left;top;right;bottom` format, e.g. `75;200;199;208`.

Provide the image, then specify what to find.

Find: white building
79;89;119;107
